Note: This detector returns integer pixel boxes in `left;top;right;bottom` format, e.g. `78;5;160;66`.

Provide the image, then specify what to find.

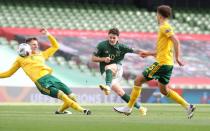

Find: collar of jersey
108;42;119;49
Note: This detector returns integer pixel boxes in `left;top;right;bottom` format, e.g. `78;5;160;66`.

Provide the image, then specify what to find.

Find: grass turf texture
0;104;209;131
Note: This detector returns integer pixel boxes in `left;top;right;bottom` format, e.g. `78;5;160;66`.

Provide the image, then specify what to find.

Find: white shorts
112;65;123;85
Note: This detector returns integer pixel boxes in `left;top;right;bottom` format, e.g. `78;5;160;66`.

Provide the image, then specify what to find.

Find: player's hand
40;28;50;35
104;57;112;63
176;58;184;66
139;51;150;58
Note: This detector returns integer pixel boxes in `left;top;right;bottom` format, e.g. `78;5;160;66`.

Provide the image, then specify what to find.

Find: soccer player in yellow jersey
114;5;195;119
0;28;91;115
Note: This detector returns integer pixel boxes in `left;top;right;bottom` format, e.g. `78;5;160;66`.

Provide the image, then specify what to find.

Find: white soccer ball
17;43;32;57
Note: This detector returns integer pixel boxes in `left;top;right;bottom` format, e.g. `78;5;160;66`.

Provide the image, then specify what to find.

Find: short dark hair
108;28;120;36
25;37;38;43
157;5;172;18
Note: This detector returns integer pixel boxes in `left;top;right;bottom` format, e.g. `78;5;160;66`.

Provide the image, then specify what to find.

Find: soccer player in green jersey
114;5;195;119
0;29;91;115
92;28;147;115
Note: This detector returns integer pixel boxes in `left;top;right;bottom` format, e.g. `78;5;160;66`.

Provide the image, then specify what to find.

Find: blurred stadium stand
0;0;210;34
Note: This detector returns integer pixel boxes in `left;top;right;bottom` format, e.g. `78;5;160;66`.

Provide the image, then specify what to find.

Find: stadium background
0;0;210;104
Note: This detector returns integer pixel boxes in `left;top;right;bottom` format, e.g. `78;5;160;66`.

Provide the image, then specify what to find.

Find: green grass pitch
0;104;209;131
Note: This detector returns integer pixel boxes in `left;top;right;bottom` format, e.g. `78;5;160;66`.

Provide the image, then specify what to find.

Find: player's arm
134;49;156;57
92;55;111;63
133;49;145;54
91;43;111;63
0;60;20;78
133;47;156;58
170;35;184;66
41;28;60;59
121;44;155;58
140;50;156;58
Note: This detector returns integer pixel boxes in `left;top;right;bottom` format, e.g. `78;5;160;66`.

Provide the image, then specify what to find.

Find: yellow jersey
0;35;59;82
156;21;174;65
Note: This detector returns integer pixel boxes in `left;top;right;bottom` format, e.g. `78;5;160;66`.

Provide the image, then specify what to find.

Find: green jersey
93;40;134;74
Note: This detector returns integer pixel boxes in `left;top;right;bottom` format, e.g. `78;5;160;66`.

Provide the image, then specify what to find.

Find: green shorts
142;62;173;85
35;74;72;98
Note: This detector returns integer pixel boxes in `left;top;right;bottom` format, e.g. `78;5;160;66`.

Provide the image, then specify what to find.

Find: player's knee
57;90;65;99
105;66;110;70
105;64;117;72
158;82;168;96
159;87;167;96
134;76;144;86
134;80;140;86
68;93;77;102
105;64;112;70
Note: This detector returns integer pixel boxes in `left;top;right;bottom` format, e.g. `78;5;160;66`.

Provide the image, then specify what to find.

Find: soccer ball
17;43;32;57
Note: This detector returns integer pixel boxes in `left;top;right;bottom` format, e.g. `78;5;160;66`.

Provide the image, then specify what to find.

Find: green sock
121;93;140;109
105;69;112;87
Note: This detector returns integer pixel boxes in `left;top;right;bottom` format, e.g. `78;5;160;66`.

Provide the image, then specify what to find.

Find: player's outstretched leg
99;68;113;95
120;93;147;116
114;85;142;115
162;84;196;119
57;91;91;115
68;93;77;102
99;64;117;95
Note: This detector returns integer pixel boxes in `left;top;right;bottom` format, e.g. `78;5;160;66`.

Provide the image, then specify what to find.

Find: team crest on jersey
105;50;109;54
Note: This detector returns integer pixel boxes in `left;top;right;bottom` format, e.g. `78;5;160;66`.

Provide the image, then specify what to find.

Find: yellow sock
167;89;189;109
57;91;84;112
128;85;142;108
58;102;69;112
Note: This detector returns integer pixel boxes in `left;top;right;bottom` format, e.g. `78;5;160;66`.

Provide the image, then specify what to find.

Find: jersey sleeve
160;24;174;38
93;43;103;57
42;35;60;60
0;58;20;78
120;44;134;54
